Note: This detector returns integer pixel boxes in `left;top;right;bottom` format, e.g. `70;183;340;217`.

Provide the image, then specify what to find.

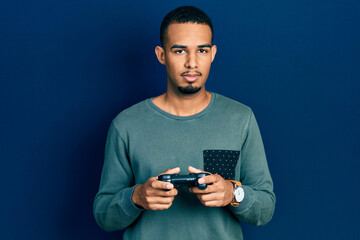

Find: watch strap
229;180;242;186
229;180;242;207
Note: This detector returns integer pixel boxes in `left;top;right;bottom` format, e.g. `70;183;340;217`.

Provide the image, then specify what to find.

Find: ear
155;46;166;65
211;45;217;62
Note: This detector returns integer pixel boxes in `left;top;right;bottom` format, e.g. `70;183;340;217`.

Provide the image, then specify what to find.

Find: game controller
158;173;210;190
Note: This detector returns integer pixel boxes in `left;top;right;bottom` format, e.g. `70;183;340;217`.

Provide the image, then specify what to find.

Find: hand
188;166;234;207
132;167;180;210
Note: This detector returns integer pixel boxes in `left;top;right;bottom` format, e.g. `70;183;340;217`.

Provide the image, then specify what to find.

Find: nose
185;52;198;69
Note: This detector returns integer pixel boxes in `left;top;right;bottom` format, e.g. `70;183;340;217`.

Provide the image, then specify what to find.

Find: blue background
1;0;359;239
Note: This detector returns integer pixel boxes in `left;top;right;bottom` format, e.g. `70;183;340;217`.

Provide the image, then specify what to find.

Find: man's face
156;23;217;95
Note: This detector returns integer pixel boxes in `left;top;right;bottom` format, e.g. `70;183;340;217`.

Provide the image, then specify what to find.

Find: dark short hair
160;6;214;46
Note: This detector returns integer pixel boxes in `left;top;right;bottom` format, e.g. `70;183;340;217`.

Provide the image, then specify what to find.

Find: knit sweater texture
93;93;275;240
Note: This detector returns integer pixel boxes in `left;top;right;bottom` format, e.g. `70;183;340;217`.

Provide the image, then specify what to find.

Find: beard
178;84;202;94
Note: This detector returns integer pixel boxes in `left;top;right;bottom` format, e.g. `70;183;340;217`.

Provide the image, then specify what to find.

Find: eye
175;49;185;54
198;49;208;54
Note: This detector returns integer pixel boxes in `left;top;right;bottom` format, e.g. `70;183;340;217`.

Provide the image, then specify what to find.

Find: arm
132;167;180;210
93;122;180;231
93;122;143;231
229;111;276;226
190;111;275;226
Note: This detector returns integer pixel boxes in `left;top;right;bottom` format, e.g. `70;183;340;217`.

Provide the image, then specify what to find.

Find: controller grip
197;183;207;190
158;174;171;182
158;174;172;191
196;172;210;190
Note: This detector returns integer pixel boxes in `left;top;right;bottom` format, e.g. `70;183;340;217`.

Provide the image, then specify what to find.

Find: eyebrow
170;44;212;49
198;44;212;48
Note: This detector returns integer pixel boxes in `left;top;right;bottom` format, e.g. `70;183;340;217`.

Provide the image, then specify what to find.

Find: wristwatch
229;180;244;207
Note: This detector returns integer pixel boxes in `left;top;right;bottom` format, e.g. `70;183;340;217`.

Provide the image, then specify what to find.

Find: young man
94;6;275;240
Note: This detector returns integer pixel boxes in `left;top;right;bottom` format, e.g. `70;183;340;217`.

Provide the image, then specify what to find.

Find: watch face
234;187;244;202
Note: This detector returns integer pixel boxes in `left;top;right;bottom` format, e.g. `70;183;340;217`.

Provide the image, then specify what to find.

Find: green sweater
93;93;275;240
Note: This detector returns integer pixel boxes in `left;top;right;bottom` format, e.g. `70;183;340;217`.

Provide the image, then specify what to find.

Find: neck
152;88;212;117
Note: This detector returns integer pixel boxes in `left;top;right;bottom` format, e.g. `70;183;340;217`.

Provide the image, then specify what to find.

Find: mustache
181;71;202;76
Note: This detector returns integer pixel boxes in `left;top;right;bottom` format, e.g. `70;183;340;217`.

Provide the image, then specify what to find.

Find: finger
194;192;224;206
150;187;178;197
151;179;175;190
188;166;203;173
198;174;220;185
160;167;180;175
148;203;173;211
156;167;181;180
146;196;175;205
190;184;217;194
198;192;224;202
200;200;222;207
188;166;212;175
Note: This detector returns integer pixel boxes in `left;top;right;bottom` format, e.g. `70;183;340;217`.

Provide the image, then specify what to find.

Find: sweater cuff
229;185;255;213
117;185;144;217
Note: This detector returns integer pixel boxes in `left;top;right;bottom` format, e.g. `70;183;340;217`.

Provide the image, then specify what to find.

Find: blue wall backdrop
1;0;359;239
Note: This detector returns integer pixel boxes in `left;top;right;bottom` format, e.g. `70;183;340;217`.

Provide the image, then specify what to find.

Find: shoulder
110;99;150;132
213;93;253;116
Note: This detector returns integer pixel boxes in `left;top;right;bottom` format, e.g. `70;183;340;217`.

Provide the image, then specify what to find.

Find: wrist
228;180;244;207
131;184;143;208
226;180;235;205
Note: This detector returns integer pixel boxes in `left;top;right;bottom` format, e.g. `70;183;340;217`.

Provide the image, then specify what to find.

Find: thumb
188;166;203;173
160;167;180;176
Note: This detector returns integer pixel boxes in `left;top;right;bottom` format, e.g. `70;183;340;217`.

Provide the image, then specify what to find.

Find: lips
181;72;202;82
183;75;199;82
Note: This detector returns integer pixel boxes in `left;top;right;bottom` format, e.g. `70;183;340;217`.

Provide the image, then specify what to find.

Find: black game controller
158;173;210;190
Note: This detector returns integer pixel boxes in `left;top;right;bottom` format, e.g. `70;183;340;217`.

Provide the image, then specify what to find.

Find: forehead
165;23;212;47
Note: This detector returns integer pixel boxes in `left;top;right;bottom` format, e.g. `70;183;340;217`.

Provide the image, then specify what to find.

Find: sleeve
93;121;144;231
228;111;276;226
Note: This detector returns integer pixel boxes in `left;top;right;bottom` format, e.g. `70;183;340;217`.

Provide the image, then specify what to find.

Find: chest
126;118;245;183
